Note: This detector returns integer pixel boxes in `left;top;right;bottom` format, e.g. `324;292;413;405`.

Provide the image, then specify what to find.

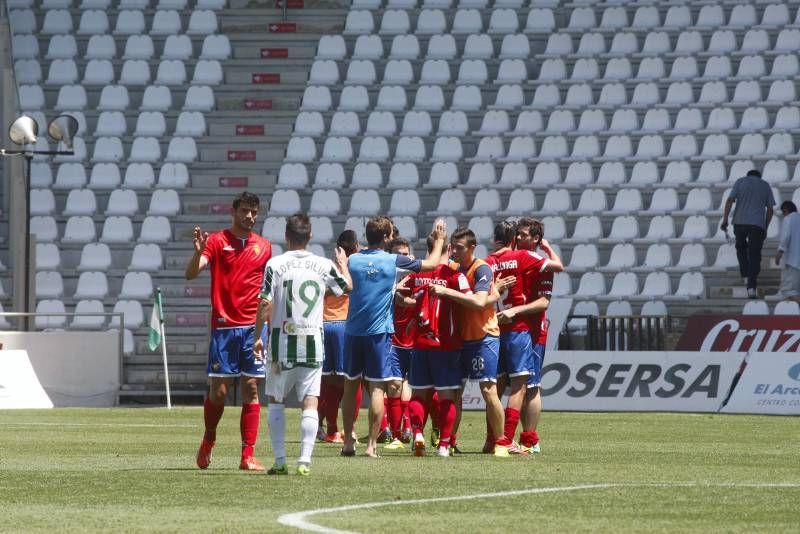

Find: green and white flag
148;290;163;351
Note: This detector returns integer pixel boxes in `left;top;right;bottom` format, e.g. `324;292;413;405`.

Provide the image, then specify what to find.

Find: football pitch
1;408;797;533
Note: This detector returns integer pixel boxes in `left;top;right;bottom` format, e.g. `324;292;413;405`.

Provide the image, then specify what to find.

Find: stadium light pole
1;115;78;330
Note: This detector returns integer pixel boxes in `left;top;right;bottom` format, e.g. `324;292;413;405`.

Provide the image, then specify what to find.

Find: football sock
519;431;535;448
428;391;440;430
438;399;456;446
268;403;286;465
381;396;389;432
387;396;403;439
299;409;318;465
203;396;224;442
326;384;343;434
409;395;427;436
401;400;411;431
317;381;330;428
503;408;520;442
240;403;260;459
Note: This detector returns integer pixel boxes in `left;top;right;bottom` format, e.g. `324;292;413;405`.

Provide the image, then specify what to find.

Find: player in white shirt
254;214;351;476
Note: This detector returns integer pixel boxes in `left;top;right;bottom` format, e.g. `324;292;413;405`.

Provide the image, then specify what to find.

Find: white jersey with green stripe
259;249;348;365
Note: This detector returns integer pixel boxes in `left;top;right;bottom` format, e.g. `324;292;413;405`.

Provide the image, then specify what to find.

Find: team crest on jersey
212;362;221;371
366;261;379;280
253;245;261;254
282;320;297;334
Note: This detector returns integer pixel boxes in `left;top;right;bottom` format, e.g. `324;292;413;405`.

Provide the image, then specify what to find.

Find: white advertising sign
541;351;742;412
0;350;54;409
721;352;800;415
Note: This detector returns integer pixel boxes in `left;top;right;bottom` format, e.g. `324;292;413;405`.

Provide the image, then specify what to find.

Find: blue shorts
207;325;268;378
388;345;412;379
410;349;463;390
322;320;346;375
460;335;500;383
498;331;534;377
527;343;546;388
344;333;400;382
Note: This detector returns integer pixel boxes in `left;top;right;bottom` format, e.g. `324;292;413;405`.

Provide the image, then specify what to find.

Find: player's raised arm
185;226;210;280
419;219;447;271
539;238;564;273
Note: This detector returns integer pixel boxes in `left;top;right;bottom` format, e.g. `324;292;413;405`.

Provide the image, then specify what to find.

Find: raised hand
495;273;516;293
432;218;447;240
193;226;209;254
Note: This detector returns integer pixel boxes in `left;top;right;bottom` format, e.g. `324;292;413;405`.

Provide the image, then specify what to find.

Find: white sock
299;409;319;465
268;403;286;465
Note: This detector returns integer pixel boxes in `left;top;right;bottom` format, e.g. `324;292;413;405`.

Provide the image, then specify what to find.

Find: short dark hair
450;227;477;248
518;216;544;239
493;220;517;246
390;236;411;253
232;191;260;210
425;233;447;255
337;230;359;256
285;213;311;245
747;169;762;178
781;201;797;214
365;217;393;247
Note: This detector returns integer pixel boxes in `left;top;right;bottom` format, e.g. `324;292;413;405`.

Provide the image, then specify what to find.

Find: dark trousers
733;224;766;289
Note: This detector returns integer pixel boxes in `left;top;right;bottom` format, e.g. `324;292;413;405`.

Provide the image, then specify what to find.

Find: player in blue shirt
341;216;447;457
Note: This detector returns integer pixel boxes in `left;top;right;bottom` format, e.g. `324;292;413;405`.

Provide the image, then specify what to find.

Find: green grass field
0;408;797;533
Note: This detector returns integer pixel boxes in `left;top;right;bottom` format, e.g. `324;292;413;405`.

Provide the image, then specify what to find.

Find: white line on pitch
0;422;196;428
277;482;800;534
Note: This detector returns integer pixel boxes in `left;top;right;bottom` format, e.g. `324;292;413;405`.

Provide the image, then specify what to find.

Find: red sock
409;395;427;436
401;400;411;431
203;397;224;442
239;403;260;459
495;435;512;447
520;430;538;448
428;391;440;430
326;384;344;434
381;396;389;432
317;381;330;427
504;408;520;442
353;384;363;425
387;396;403;439
437;399;456;447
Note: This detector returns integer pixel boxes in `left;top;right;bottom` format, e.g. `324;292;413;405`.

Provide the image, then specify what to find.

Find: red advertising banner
268;22;297;33
210;202;230;213
235;125;264;136
227;150;256;161
261;48;289;58
219;176;249;187
252;73;281;84
676;315;800;352
244;99;273;110
184;286;210;297
275;0;304;8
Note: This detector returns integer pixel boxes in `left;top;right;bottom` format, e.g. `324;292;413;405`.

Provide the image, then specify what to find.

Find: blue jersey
346;249;421;336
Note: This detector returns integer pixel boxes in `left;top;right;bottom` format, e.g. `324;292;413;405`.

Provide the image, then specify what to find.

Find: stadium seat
387;190;420;216
36;271;64;298
568;244;599;272
139;216;172;243
109;300;144;329
348;190;381;216
120;272;154;299
34;299;66;329
74;271;109;299
63;189;97;216
673;273;705;299
130;243;162;271
36;243;61;270
70;300;106;330
601;243;636;272
774;301;800;315
78;243;111;271
641;272;671;298
351;163;382;188
30;216;58;242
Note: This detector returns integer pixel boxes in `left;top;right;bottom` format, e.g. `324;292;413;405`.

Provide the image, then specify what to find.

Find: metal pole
24;154;32;331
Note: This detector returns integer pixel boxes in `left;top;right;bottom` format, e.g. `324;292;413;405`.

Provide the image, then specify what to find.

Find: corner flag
148;290;164;351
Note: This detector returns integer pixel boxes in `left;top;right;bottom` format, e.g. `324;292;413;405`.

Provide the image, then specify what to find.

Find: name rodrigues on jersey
413;277;448;287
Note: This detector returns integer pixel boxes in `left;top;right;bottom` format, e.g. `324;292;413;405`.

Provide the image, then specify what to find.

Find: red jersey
392;301;416;348
525;270;553;345
407;265;470;351
201;229;272;329
484;248;549;334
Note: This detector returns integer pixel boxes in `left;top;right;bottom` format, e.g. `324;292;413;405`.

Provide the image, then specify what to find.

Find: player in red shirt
185;192;272;471
497;217;561;454
381;237;417;449
400;234;470;457
485;220;562;451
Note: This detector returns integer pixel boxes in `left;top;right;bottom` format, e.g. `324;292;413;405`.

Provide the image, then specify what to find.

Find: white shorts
266;364;322;403
780;265;800;298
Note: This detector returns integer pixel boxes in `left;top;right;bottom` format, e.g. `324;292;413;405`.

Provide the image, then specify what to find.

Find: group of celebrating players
187;192;563;476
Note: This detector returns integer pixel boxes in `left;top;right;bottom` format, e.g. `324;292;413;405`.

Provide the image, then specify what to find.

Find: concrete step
226;71;309;85
187;173;277;188
233;45;317;60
